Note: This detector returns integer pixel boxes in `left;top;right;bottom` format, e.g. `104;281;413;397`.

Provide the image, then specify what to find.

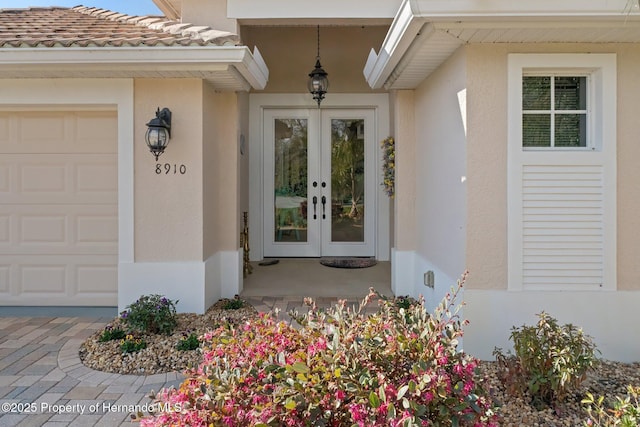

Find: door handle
312;196;318;220
321;195;326;219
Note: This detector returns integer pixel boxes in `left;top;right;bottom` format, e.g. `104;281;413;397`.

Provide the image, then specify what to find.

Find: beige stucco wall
392;90;416;250
464;43;640;291
241;26;388;94
134;79;204;262
203;86;240;259
412;47;468;284
181;0;238;33
615;45;640;291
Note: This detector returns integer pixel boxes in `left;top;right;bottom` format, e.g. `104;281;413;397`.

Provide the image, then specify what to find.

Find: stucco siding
460;43;640;361
465;45;509;290
414;47;467;281
134;79;204;262
465;43;640;292
615;45;640;291
405;47;467;305
203;86;239;258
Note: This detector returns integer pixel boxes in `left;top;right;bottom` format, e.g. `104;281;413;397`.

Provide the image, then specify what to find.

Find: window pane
555;114;586;147
555;76;586;110
523;76;550;110
523;114;551;147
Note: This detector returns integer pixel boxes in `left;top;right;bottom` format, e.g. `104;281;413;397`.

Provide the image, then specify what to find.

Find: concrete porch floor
240;258;393;298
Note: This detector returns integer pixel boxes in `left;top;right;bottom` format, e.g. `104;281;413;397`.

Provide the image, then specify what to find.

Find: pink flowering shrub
141;274;497;426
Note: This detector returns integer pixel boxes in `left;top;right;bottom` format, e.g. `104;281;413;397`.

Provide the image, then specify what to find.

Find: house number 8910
156;163;187;175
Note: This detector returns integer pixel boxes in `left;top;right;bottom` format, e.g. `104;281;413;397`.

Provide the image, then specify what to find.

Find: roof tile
0;5;240;48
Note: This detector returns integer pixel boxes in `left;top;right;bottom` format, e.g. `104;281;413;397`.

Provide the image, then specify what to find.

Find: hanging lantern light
307;25;329;106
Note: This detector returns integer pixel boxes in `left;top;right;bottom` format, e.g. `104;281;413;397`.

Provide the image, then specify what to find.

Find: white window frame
507;53;617;291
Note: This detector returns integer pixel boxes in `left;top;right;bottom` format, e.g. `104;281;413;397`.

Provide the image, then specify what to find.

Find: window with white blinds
507;54;617;291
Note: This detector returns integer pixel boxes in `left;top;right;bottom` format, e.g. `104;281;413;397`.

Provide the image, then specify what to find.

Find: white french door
263;108;376;257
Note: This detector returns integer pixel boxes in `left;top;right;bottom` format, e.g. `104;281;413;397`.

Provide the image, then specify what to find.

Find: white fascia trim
364;0;638;89
363;0;426;89
0;46;269;90
408;0;639;19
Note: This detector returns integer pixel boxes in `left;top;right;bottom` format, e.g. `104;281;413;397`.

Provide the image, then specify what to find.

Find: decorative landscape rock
79;298;258;375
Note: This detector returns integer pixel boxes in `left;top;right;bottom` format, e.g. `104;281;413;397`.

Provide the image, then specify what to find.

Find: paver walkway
0;296;379;426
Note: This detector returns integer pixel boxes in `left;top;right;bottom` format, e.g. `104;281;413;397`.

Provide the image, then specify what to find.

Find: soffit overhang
0;46;268;91
365;0;640;90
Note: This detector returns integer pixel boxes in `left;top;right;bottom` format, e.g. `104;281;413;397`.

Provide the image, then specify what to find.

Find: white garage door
0;110;118;306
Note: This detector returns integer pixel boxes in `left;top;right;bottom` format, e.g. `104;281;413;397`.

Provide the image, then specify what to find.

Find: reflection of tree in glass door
330;119;365;243
274;119;308;243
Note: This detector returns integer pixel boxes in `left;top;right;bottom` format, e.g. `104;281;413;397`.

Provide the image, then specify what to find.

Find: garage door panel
76;264;117;294
21;164;67;193
75;111;118;150
21;215;67;245
0;164;9;194
0;215;8;245
0;205;117;254
0;154;116;204
0;255;117;305
77;215;118;244
0;109;117;306
0;111;117;154
76;161;117;195
0;265;8;293
20;264;66;293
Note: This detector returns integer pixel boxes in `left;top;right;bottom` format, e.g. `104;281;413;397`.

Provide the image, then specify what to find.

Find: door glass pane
330;119;364;243
274;119;308;242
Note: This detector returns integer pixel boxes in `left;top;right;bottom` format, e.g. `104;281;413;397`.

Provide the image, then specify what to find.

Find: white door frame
249;93;390;261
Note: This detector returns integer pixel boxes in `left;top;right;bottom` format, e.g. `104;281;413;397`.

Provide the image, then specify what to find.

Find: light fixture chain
317;25;320;59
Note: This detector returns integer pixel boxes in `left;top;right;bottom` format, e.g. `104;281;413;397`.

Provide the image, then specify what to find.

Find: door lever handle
312;196;318;220
321;196;327;219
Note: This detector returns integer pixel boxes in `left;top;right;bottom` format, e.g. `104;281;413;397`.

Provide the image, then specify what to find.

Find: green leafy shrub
494;312;599;408
120;334;147;353
98;324;126;342
583;385;640;426
120;294;178;335
222;296;245;310
176;332;200;351
140;274;498;426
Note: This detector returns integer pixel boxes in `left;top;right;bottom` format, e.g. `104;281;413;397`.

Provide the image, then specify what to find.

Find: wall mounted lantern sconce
307;25;329;106
145;107;172;161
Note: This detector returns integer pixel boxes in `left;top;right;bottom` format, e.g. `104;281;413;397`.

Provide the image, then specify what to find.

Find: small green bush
495;312;599;408
176;332;200;351
120;334;147;353
583;385;640;426
120;294;178;335
98;324;126;342
222;296;245;310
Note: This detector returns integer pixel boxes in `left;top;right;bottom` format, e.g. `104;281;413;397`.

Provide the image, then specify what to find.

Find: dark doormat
320;257;377;269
